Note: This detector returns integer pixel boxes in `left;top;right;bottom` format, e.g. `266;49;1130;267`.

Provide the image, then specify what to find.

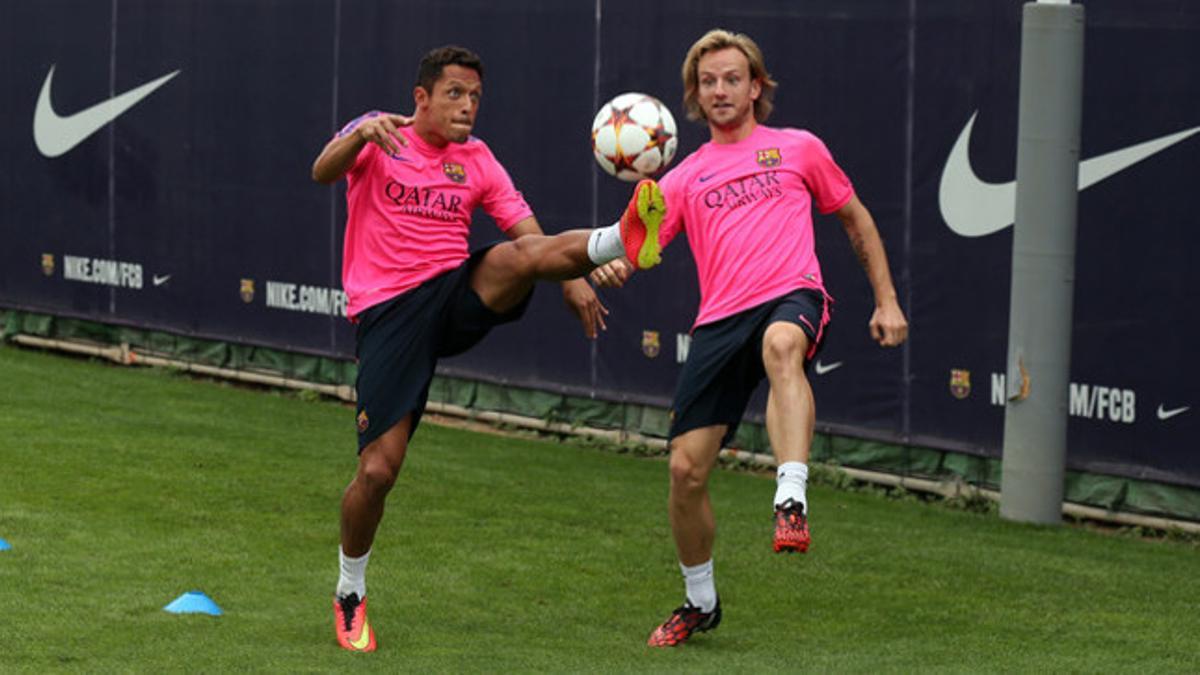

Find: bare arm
503;216;545;240
506;217;609;339
835;194;909;347
310;112;412;184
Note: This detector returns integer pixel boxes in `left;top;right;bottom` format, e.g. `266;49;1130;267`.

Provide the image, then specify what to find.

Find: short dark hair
416;46;484;92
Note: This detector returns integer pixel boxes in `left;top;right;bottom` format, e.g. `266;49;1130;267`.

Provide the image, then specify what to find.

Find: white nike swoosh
939;111;1200;237
152;274;171;286
33;65;180;158
813;360;843;375
1157;404;1190;421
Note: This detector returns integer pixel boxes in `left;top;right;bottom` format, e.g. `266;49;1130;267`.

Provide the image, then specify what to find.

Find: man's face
696;47;760;130
415;64;482;145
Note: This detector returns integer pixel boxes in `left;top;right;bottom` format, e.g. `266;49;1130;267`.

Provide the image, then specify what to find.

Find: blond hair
681;29;778;123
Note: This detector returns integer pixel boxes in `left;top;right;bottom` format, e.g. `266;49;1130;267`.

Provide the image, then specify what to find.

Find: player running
591;29;908;647
311;45;663;652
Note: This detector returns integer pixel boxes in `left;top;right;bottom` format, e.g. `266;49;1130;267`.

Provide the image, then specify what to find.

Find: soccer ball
591;92;678;182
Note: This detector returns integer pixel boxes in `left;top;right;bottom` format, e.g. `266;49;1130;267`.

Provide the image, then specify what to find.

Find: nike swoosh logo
1157;404;1190;421
152;274;171;286
939;111;1200;237
813;360;843;375
349;617;372;650
34;65;180;158
698;173;717;182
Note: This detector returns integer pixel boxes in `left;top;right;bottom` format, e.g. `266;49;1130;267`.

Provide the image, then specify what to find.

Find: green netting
4;308;1198;523
428;375;476;409
566;395;627;430
1064;471;1127;510
940;452;1002;487
2;310;357;386
1124;480;1200;519
473;383;565;421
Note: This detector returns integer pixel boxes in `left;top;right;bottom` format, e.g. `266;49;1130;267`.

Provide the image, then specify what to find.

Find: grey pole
999;1;1085;525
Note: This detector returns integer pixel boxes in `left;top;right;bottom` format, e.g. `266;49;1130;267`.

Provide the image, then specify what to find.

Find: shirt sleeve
336;111;382;178
796;131;854;214
477;144;534;231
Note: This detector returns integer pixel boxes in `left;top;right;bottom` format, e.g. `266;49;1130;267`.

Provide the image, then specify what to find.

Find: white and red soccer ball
591;92;677;182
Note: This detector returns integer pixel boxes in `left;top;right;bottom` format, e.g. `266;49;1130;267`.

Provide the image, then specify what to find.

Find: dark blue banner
1;0;1196;487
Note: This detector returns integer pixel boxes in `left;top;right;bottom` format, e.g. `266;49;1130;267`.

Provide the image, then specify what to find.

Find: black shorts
353;244;533;451
668;288;829;448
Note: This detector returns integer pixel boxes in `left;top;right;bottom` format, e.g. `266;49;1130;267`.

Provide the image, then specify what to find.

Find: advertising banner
1;0;1196;486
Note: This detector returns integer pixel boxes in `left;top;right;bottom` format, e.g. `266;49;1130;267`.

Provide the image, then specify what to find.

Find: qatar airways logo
384;180;464;222
702;171;783;211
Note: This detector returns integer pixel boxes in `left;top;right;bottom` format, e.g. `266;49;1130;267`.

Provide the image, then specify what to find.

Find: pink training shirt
657;124;854;329
337;112;533;319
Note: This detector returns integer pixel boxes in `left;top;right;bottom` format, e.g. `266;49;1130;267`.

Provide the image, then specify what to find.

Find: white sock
336;547;370;599
681;559;717;613
774;461;809;512
586;220;624;265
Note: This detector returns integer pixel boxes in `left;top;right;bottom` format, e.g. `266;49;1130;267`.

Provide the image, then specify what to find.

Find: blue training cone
164;591;223;616
0;538;10;551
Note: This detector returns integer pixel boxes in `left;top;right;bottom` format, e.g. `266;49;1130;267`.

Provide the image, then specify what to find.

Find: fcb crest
756;148;782;167
642;330;661;358
443;162;467;183
357;409;370;433
949;369;971;399
240;278;255;303
41;253;55;277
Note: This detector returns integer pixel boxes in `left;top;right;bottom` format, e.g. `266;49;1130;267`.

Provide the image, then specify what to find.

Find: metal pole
1000;1;1085;525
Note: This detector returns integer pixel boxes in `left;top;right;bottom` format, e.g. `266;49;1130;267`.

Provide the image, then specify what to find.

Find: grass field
1;343;1198;673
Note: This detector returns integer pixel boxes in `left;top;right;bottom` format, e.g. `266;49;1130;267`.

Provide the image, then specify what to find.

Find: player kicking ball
591;29;908;647
311;45;664;652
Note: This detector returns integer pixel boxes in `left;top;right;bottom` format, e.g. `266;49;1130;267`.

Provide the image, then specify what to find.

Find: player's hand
590;258;633;288
869;301;909;347
356;113;413;156
562;278;609;339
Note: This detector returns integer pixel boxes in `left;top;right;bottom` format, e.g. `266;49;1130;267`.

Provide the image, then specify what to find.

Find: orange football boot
334;593;376;652
621;179;665;270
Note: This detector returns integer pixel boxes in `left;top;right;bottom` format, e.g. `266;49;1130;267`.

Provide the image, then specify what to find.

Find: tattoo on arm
850;231;870;271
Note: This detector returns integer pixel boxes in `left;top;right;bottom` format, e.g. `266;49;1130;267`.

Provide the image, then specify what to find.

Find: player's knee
763;327;808;370
357;455;400;498
669;450;708;493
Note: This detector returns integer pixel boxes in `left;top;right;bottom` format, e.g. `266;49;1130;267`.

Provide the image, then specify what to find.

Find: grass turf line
0;343;1197;672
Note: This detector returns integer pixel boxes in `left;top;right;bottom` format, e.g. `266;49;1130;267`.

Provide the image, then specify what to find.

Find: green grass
1;343;1198;673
